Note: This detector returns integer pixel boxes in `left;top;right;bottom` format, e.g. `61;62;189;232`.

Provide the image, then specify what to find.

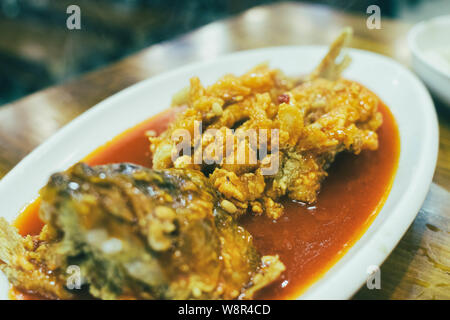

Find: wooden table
0;2;448;299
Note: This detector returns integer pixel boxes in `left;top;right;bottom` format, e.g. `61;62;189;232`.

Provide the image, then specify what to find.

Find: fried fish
0;163;284;299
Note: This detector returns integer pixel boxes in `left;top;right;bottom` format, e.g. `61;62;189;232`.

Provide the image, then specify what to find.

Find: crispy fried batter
150;28;382;219
0;163;284;300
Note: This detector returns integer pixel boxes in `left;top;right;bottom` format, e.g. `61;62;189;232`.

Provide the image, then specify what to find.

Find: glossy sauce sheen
13;98;399;300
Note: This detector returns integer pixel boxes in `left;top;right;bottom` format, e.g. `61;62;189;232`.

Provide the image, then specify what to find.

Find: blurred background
1;0;449;106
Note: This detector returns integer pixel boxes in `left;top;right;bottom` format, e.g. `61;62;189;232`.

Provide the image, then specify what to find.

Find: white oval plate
0;47;439;300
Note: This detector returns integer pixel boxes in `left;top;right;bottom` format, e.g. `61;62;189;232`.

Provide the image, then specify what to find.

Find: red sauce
11;97;399;300
243;102;399;299
85;108;178;167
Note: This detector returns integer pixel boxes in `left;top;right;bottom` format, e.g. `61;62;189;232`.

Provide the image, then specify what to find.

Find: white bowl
408;15;450;107
0;47;439;300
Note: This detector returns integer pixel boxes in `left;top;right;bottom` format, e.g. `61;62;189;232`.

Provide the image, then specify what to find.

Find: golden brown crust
150;29;382;219
0;164;285;300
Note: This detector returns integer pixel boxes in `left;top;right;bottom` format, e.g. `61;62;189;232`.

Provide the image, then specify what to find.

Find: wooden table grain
0;2;448;299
